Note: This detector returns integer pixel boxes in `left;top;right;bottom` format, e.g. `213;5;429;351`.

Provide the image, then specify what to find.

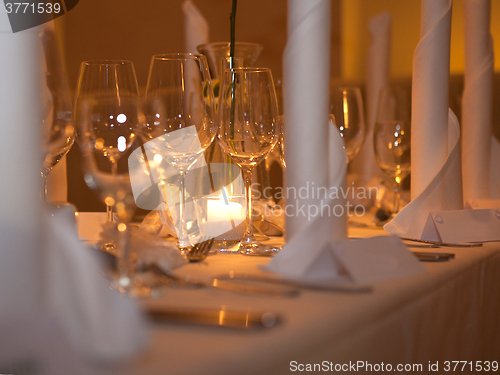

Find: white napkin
182;0;209;55
282;0;343;240
461;0;494;202
266;0;350;279
44;209;148;362
0;9;42;315
411;0;456;199
384;0;463;240
350;11;391;192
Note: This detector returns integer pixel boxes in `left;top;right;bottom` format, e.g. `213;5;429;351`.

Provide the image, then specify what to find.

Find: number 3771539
5;2;62;14
444;361;498;372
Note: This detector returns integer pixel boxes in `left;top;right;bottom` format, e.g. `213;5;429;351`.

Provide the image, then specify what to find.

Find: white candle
207;199;245;223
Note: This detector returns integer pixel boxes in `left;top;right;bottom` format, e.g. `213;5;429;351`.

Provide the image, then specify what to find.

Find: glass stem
242;166;254;240
393;179;401;215
178;170;189;249
41;170;48;202
115;223;133;281
107;159;118;223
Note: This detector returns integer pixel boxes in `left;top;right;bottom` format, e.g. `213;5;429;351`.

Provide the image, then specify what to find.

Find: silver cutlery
186;237;215;262
400;237;483;248
412;251;455;261
146;306;282;329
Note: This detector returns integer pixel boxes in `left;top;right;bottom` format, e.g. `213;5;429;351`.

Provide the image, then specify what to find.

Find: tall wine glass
142;53;217;252
217;67;280;256
373;86;411;215
329;86;365;163
75;60;142;290
40;25;74;201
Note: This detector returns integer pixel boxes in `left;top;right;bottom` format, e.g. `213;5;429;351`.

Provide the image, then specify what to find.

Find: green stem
230;0;237;59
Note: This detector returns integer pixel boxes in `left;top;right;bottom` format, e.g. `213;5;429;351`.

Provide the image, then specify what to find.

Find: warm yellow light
95;138;104;150
104;196;115;206
117;223;127;232
342;92;349;129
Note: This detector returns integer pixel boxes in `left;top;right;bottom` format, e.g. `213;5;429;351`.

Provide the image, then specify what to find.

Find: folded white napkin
461;0;494;202
182;0;209;55
44;208;148;362
350;12;391;192
0;9;42;315
282;0;344;240
266;236;425;285
266;0;352;278
384;0;463;240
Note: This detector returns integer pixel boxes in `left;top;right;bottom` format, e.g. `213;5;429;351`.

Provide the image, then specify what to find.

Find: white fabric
386;0;463;240
91;233;500;375
44;210;148;362
350;11;391;187
283;0;344;240
462;0;494;202
385;110;462;239
411;0;455;199
265;123;348;278
182;0;209;55
0;26;43;314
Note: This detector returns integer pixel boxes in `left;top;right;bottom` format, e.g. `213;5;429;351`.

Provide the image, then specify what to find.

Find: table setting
1;0;500;373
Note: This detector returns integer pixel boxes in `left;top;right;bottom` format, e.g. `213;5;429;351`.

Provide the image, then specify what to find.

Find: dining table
80;216;500;375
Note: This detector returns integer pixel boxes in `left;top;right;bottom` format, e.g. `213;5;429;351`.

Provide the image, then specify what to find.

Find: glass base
238;237;280;256
100;242;116;252
216;239;242;253
110;271;166;299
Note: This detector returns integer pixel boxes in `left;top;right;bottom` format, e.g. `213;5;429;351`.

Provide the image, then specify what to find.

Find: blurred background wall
55;0;500;211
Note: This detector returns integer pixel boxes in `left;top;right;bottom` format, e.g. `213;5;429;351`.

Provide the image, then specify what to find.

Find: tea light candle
207;199;245;224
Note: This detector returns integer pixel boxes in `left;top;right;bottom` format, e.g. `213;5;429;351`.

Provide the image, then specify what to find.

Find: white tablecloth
89;225;500;375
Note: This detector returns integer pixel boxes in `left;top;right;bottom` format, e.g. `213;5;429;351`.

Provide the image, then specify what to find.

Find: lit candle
207;198;245;223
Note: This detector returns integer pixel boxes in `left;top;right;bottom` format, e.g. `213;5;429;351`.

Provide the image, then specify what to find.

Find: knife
147;306;281;329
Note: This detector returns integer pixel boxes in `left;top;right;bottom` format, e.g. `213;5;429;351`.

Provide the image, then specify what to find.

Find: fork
186;237;215;262
400;237;483;248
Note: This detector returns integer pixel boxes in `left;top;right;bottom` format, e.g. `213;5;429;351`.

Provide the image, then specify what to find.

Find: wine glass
373;86;411;215
40;26;75;201
75;60;142;290
329;86;365;163
217;67;280;256
142;53;217;253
